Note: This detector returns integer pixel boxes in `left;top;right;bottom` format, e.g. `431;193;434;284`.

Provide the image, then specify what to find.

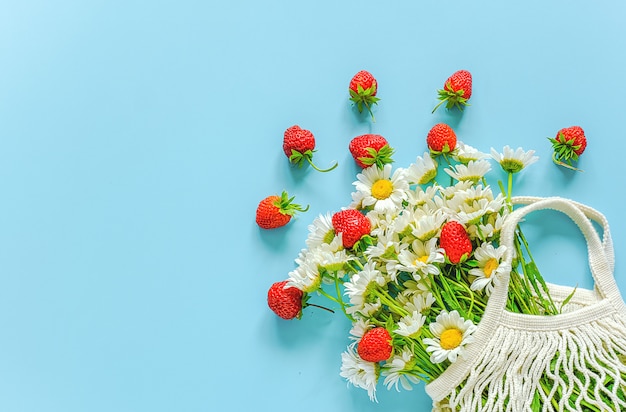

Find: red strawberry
283;125;337;172
549;126;587;171
349;134;395;168
349;70;380;122
439;221;473;264
256;191;309;229
432;70;473;113
427;123;457;154
357;327;393;362
331;209;371;249
267;280;304;320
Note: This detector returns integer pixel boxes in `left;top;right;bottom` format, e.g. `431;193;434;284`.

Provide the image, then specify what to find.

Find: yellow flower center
440;328;463;350
483;258;499;278
414;255;429;266
371;179;393;200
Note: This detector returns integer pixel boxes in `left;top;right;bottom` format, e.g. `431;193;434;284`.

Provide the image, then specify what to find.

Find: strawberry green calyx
428;143;455;157
357;144;395;168
432;83;470;113
350;84;380;122
548;133;581;171
274;191;310;217
352;235;374;254
288;149;338;173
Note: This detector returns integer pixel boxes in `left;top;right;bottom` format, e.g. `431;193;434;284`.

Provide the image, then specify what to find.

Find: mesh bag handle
488;196;620;318
511;196;614;273
426;196;623;402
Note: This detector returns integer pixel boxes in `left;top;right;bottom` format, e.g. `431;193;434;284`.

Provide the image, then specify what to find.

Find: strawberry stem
431;98;447;114
551;152;583;172
306;156;338;173
305;303;335;314
363;100;376;123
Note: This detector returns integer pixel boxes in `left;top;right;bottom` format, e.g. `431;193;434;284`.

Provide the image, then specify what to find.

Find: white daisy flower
469;243;510;295
407;152;438;185
365;232;399;261
406;185;439;210
395;310;426;338
396;238;445;279
399;291;436;314
350;300;383;319
340;346;379;402
311;242;350;276
344;261;386;316
453;141;489;164
438;180;474;200
468;212;506;241
456;198;498;226
364;233;403;282
442;185;505;226
387;209;414;238
367;208;404;238
286;249;321;293
348;318;373;343
352;164;409;213
411;211;446;241
381;347;420;391
423;310;477;364
402;278;432;295
444;159;492;184
306;212;341;250
490;145;538;174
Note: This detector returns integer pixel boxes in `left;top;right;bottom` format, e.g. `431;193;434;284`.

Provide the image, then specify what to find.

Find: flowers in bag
270;136;555;402
259;70;621;410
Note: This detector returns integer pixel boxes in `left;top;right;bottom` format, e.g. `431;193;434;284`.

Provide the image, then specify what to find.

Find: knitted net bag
426;196;626;411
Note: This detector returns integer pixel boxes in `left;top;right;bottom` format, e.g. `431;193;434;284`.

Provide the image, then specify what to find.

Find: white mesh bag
426;196;626;411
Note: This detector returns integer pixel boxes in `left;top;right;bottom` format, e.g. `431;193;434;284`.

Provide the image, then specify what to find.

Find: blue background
1;1;625;411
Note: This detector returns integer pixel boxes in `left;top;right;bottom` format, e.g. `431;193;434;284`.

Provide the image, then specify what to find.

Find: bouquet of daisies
276;127;563;403
261;69;626;411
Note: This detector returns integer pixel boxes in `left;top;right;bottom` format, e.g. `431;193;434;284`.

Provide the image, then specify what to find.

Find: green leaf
559;285;578;313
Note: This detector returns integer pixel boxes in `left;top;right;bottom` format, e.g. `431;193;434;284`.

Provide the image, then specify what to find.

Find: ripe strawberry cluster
255;70;390;232
259;69;588;323
256;69;467;232
261;69;437;319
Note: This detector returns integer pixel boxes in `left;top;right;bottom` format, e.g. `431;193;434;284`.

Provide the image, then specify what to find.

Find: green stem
427;274;447;313
456;278;477;319
306;157;338;173
332;272;351;318
431;99;446;114
507;172;513;205
438;270;464;315
375;286;409;317
497;180;512;212
318;288;352;321
517;229;558;314
363;100;376;122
